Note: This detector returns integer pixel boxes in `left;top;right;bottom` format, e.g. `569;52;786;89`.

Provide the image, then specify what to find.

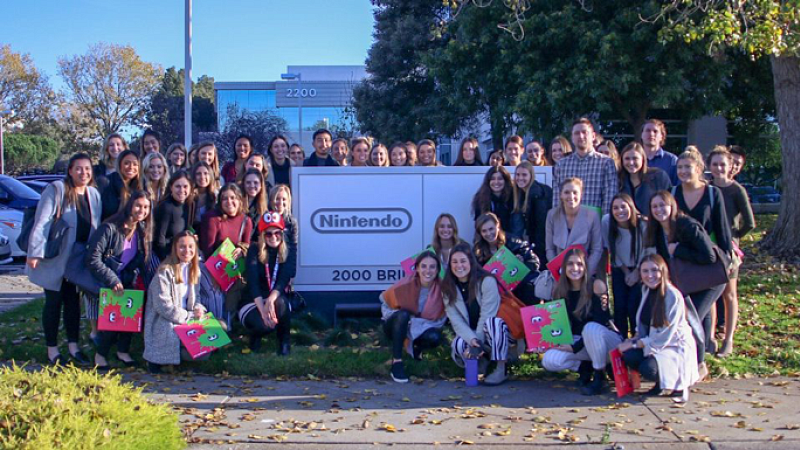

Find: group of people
26;119;755;400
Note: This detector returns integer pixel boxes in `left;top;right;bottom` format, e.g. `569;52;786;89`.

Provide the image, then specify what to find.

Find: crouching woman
618;254;699;400
380;250;447;383
541;248;622;395
442;243;514;386
144;231;207;373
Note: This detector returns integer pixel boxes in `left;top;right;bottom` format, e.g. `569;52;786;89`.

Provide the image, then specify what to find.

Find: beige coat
143;265;197;365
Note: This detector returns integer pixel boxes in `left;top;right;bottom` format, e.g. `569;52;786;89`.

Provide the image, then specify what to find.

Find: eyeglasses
265;231;282;238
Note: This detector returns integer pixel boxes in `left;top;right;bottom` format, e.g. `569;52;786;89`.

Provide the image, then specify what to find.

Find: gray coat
545;205;603;278
443;276;500;344
26;180;102;291
143;265;198;365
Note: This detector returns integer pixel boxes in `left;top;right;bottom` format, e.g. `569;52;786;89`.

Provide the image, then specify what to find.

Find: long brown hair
455;137;483;165
608;193;642;264
216;183;246;220
471;165;516;218
513;161;535;213
159;230;200;285
619;142;649;188
188;162;217;223
549;136;572;164
640;254;670;328
645;190;681;247
114;150;143;215
241;168;268;219
552;248;592;320
441;242;493;306
431;213;461;255
105;190;153;263
63;153;95;208
473;213;506;265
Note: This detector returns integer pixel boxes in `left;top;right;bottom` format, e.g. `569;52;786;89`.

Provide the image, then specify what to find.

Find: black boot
249;335;263;352
581;369;608;396
577;361;593;387
148;362;162;374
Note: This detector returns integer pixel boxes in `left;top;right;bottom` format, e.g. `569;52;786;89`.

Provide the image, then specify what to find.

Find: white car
0;206;24;257
0;228;12;264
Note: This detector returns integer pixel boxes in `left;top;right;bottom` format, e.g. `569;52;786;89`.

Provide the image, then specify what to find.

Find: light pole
280;73;302;147
184;0;193;148
0;110;15;175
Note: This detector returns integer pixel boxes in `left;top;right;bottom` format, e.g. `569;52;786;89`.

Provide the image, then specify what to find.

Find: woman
142;152;169;205
525;141;547;166
222;134;255;183
405;141;418;166
430;213;466;269
189;162;218;231
646;190;722;379
368;144;390;167
597;139;620;171
602;193;647;337
143;230;207;374
708;147;755;357
187;143;201;166
350;138;371;167
619;254;699;400
101;150;142;220
389;142;410;167
454;137;483;166
199;184;253;259
503;136;524;167
154;171;193;260
27;153;102;366
166;143;188;175
471;166;519;235
242;153;274;188
618;142;671;217
197;142;222;183
289;144;305;167
549;136;572;165
513;161;553;264
94;133;128;192
241;169;269;232
473;213;540;303
488;150;505;167
417;139;442;166
243;212;296;355
140;129;162;157
545;178;604;278
331;138;350;166
380;250;447;383
267;135;292;186
541;248;621;396
269;185;299;260
442;243;512;386
87;191;152;371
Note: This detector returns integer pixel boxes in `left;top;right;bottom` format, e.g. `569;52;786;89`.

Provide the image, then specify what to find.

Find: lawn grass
1;214;795;380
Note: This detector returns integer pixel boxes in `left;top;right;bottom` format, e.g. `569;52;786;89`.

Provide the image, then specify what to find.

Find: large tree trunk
761;54;800;258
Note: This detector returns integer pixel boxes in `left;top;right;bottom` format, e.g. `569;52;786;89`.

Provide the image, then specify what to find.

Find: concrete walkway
0;270;42;313
121;372;800;449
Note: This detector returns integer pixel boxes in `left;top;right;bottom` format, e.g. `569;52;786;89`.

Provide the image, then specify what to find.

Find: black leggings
43;281;81;347
383;310;443;359
241;296;290;342
622;348;659;384
96;331;132;358
688;284;726;360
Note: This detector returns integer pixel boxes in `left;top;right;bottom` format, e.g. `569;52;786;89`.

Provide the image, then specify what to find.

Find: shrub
0;364;184;449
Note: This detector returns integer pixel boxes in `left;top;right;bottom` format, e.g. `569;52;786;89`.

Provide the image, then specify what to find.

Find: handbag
18;182;66;258
534;270;555;300
63;244;102;295
496;282;525;340
668;246;730;294
285;288;307;313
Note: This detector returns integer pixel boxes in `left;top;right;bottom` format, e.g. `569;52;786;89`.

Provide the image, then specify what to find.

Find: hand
26;257;40;269
516;254;524;262
593;279;608;296
618;340;635;352
262;294;279;328
112;283;124;295
231;247;244;261
192;304;206;319
624;269;640;287
553;344;573;353
667;242;679;256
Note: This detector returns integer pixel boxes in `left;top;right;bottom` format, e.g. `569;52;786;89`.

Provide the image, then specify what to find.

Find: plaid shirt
552;149;618;215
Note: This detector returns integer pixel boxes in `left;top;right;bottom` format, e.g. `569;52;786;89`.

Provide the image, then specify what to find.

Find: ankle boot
581;369;608;396
577;361;593;387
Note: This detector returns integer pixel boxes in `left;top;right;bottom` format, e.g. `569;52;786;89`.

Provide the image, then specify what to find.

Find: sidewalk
0;271;42;314
123;372;800;449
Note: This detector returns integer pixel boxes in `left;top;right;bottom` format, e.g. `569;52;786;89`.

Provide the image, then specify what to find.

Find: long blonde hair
101;133;129;170
160;230;200;285
514;161;535;214
197;142;221;182
142;152;169;204
257;225;288;265
269;184;292;216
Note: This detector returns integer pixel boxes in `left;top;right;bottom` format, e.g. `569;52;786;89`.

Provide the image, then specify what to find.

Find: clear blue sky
3;0;376;89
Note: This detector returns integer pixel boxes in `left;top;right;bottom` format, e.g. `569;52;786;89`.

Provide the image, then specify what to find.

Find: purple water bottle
465;359;479;386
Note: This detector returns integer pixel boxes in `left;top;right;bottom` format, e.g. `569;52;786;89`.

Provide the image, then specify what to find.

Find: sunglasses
264;230;283;238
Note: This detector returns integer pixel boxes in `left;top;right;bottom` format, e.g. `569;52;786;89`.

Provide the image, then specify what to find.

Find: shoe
390;361;409;383
117;353;137;367
249;335;263;352
48;353;67;366
717;339;734;358
70;351;90;366
644;385;663;396
706;339;718;354
90;334;101;347
580;370;607;396
95;365;111;374
483;366;507;386
412;342;423;361
577;361;593;387
277;342;291;356
148;362;162;374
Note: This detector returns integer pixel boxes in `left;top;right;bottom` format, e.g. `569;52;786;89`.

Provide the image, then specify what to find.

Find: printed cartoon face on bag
205;239;246;292
98;288;144;333
519;299;574;353
174;313;232;359
483;246;530;291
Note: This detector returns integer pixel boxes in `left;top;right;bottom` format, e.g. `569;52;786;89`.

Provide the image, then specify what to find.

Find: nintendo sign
291;166;552;291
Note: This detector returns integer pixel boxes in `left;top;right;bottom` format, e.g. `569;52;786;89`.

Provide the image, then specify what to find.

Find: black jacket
85;221;147;289
244;243;297;305
654;216;716;265
303;153;339;167
505;236;541;273
271;158;291;186
93;164;112;194
673;184;733;254
154;196;191;260
100;172;127;220
563;291;614;353
521;182;553;265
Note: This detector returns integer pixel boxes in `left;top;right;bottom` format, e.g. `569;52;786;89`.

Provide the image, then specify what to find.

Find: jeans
622;347;659;383
383;310;443;359
43;281;81;347
611;267;642;338
687;283;726;359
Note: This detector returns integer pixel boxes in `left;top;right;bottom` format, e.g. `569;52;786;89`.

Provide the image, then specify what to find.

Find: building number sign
286;88;317;98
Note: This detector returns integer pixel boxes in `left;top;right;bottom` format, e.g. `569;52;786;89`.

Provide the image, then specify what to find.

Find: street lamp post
184;0;193;148
280;73;302;147
0;110;15;175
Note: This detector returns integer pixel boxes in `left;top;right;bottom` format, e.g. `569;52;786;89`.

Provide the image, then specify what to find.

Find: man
640;119;678;185
729;145;746;178
303;129;339;167
552;118;618;215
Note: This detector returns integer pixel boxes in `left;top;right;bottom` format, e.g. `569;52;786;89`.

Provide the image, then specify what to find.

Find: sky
3;0;376;90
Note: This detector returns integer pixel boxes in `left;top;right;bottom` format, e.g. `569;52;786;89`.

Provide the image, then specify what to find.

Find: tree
0;44;56;129
146;67;217;145
651;1;800;257
352;0;451;142
212;104;288;161
3;133;60;174
58;43;161;138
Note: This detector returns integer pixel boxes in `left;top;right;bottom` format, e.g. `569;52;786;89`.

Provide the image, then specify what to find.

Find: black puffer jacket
505;236;541;274
85;221;148;289
521;181;553;265
100;172;127;220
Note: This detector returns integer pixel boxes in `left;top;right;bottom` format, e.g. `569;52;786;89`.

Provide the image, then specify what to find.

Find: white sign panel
291;166;552;291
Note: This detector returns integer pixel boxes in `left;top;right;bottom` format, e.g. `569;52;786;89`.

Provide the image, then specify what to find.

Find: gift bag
519;299;573;352
174;313;232;359
98;288;144;332
609;348;641;398
204;238;246;292
483;245;531;291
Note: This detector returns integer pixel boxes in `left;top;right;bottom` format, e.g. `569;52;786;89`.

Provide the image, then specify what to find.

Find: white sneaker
483;366;507;386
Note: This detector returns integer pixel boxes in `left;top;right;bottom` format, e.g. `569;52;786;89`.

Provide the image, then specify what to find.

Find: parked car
0;175;41;210
21;180;49;194
747;186;781;204
0;206;24;257
0;229;12;264
16;174;63;184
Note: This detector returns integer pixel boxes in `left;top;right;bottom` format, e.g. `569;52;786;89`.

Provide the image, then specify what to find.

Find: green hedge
3;133;60;174
0;364;184;449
